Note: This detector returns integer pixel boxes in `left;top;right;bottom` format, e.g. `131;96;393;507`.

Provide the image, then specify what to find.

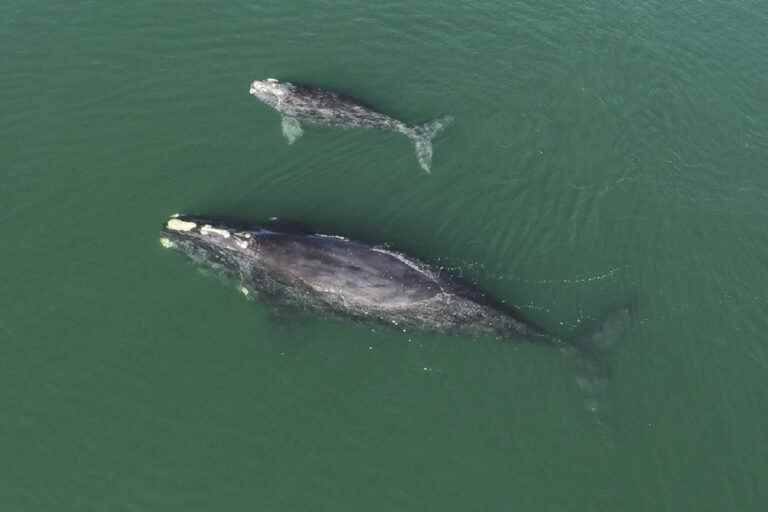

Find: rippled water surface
2;1;768;510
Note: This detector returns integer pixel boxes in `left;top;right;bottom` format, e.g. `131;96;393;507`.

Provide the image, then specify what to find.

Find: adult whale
159;214;628;353
249;78;453;173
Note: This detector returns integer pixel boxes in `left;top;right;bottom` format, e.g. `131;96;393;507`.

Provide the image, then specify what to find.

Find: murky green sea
3;1;768;510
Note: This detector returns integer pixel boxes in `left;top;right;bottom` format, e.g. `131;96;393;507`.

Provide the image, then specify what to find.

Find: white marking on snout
240;286;249;296
159;237;175;248
200;225;231;238
166;218;197;232
315;233;349;241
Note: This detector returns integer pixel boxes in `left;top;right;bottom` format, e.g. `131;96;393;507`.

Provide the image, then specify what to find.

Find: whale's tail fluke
566;305;634;417
408;116;453;173
571;305;632;361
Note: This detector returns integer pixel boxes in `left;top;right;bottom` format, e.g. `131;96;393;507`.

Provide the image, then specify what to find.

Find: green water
3;0;768;510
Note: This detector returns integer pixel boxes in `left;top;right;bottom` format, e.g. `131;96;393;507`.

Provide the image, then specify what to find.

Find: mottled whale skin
249;78;453;173
160;214;554;344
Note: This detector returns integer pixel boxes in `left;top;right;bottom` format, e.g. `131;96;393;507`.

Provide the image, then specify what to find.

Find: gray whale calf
160;214;558;344
249;78;453;173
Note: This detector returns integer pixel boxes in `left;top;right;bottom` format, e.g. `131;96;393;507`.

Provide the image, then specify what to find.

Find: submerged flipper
407;115;454;173
281;116;303;144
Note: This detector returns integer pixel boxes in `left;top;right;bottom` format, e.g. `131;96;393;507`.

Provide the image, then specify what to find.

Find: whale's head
249;78;292;104
160;214;261;276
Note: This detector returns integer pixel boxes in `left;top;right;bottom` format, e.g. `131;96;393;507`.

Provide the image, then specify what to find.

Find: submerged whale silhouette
249;78;453;173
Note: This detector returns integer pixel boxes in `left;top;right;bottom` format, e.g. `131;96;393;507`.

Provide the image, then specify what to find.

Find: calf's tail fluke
408;115;454;173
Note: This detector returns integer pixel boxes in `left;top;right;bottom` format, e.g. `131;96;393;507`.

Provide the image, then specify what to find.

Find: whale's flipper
281;116;303;144
408;115;454;173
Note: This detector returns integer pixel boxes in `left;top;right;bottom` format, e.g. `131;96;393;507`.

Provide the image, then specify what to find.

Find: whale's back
253;234;441;309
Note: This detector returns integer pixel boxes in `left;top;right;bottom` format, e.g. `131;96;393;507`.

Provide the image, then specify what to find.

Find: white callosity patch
314;233;349;241
159;237;175;249
166;218;197;232
200;225;230;238
240;286;249;297
250;79;285;99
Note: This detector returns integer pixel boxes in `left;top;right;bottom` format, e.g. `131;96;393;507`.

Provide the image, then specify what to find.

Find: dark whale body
249;78;453;173
160;214;554;344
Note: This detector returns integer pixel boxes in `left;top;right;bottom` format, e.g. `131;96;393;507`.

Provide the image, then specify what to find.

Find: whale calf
249;78;453;173
160;214;560;344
